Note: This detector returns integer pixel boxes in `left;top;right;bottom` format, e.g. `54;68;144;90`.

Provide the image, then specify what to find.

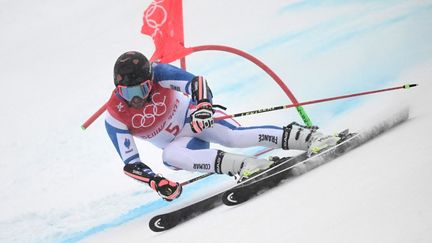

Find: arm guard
191;76;213;104
123;162;156;183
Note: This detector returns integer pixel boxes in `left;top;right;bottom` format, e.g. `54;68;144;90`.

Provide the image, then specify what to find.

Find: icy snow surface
0;1;431;242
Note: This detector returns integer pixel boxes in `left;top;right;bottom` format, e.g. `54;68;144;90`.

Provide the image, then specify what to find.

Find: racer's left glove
189;76;214;133
190;101;214;133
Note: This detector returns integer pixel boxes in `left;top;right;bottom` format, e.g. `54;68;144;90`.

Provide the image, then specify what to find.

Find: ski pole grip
404;84;418;89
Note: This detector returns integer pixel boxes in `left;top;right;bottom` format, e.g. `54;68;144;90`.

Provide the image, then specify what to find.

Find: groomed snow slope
0;1;431;243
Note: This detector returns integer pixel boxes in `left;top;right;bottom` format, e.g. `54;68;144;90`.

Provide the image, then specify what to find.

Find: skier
105;51;340;201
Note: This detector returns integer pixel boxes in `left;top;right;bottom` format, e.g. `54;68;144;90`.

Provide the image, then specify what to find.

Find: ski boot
308;132;341;156
282;122;341;157
214;151;274;181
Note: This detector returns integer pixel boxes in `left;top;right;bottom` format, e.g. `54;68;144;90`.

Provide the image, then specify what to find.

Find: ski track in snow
0;1;431;243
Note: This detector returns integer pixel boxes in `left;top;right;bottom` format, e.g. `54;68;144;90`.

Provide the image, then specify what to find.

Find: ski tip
149;217;168;232
222;191;240;206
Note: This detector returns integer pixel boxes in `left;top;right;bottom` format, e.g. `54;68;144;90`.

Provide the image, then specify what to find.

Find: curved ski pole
214;84;418;122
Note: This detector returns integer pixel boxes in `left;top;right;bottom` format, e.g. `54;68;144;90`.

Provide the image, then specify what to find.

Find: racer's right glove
148;175;182;201
123;162;182;201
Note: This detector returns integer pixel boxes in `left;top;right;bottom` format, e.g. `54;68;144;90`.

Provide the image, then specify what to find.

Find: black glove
149;175;182;201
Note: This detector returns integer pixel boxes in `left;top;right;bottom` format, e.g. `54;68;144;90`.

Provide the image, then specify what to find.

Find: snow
1;1;432;243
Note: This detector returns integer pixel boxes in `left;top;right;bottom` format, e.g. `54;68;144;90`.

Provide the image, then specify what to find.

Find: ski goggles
118;80;152;102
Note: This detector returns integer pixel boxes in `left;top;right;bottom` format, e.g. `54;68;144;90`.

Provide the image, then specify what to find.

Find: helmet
113;51;152;87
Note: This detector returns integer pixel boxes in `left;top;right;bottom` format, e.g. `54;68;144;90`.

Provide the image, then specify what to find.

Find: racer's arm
104;112;182;201
153;63;212;100
189;76;214;133
152;63;214;133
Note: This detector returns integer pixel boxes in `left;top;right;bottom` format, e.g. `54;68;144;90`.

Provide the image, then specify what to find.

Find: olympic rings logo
143;0;167;38
132;92;167;128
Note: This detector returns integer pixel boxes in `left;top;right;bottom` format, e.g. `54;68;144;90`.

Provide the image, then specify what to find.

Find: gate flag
141;0;192;63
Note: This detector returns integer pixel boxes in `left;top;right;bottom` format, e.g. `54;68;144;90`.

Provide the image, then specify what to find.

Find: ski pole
180;172;214;186
214;84;417;121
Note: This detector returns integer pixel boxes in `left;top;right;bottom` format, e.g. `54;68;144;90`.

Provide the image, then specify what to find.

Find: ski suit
105;63;285;173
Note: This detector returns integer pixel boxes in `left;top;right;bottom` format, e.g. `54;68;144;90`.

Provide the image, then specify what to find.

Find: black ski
221;108;411;206
148;154;307;232
148;132;354;232
222;131;360;206
148;107;410;232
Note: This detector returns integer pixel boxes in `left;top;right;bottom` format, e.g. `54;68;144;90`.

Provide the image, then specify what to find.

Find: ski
149;108;409;232
149;192;223;232
148;153;307;232
222;131;360;206
148;131;360;231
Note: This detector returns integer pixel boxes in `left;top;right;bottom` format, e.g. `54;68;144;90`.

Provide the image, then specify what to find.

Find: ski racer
105;51;340;201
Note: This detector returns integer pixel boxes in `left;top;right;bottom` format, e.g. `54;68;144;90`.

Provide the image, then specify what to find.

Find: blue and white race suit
105;63;284;173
